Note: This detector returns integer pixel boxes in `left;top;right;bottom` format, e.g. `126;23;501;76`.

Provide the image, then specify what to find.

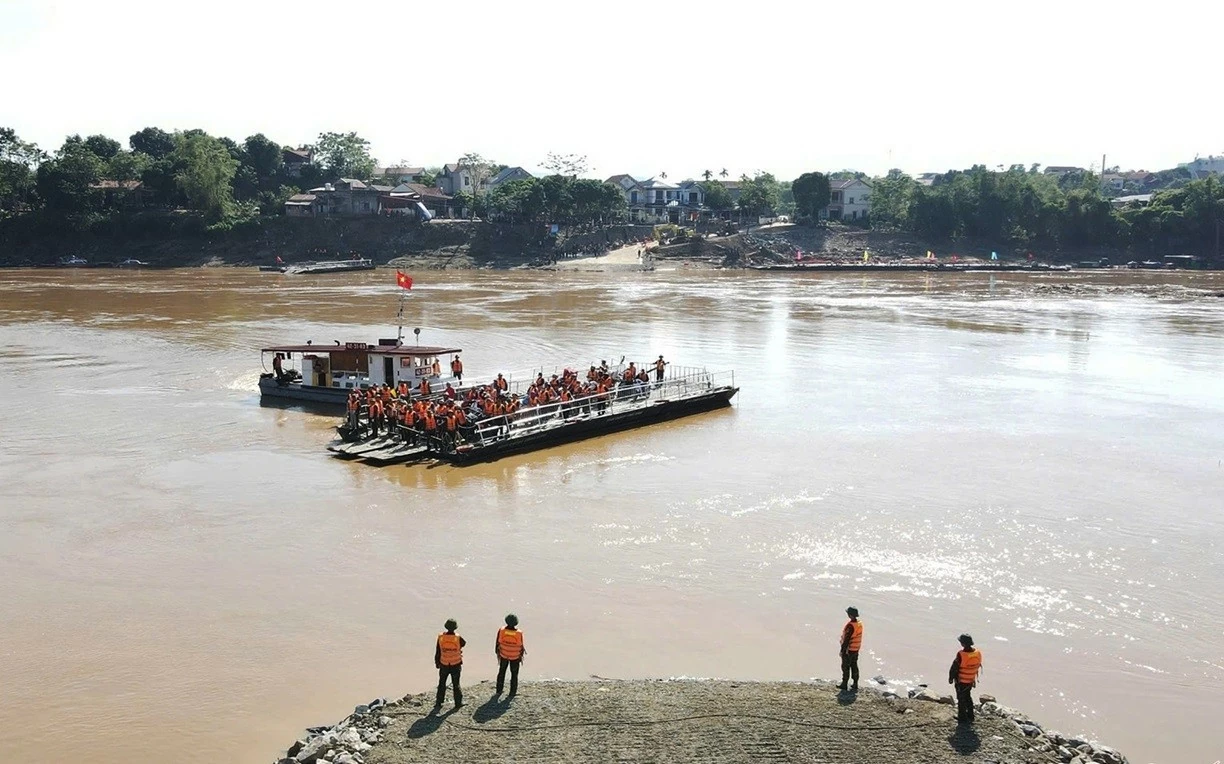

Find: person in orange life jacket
949;633;983;724
838;606;863;692
418;378;431;397
434;618;466;708
450;355;463;383
654;355;668;382
494;613;526;696
494;373;508;392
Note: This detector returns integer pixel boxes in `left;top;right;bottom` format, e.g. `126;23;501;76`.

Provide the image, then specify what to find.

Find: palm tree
719;168;729;178
702;169;713;181
659;171;668;179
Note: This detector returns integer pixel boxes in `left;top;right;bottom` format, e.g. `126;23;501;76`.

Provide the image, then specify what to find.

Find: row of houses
282;159;535;219
605;175;873;224
282;146;875;223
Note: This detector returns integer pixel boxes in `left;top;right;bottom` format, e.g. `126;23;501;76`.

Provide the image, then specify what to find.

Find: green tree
232;133;285;201
0;127;45;216
418;168;440;187
737;173;779;217
35;140;106;223
486;178;545;221
791;171;831;221
703;181;733;211
83;134;121;160
867;171;917;229
314;131;375;180
171;131;238;221
129;127;175;159
702;169;713;181
107;150;150;183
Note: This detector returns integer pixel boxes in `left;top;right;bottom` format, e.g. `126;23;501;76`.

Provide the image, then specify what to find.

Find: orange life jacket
445;413;457;432
957;649;982;684
455;409;467;426
497;627;523;660
403;409;415;426
495;377;508;391
845;620;863;652
451;359;463;374
347;397;359;413
423;412;436;431
438;633;462;666
398;382;409;397
419;379;431;396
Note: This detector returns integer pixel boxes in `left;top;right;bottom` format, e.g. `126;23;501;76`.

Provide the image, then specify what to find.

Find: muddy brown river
0;268;1220;764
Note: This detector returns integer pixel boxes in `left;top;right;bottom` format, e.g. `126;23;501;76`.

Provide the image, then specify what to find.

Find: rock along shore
274;678;1127;764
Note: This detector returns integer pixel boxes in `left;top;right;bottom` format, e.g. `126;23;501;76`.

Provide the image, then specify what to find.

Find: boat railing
459;368;735;451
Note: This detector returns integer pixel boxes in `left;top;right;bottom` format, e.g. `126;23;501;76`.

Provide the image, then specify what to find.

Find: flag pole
396;285;406;346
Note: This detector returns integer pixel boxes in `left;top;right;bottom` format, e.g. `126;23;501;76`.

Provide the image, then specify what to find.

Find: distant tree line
869;166;1223;258
4;124;1220;257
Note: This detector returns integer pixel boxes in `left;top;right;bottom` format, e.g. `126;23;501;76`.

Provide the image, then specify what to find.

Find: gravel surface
351;679;1048;764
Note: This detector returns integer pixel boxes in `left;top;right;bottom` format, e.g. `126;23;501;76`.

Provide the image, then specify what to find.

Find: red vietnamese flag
396;271;413;290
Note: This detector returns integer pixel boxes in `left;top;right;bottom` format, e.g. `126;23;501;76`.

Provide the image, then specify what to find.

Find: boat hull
445;385;739;464
258;376;350;409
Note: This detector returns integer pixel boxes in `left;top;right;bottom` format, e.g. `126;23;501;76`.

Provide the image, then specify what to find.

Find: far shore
274;678;1128;764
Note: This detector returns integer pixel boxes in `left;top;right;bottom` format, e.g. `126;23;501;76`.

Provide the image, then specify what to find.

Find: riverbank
276;679;1127;764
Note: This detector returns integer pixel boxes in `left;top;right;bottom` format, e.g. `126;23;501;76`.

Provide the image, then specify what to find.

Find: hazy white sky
1;0;1219;179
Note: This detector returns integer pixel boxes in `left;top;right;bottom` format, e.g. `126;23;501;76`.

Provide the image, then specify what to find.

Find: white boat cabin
263;341;462;390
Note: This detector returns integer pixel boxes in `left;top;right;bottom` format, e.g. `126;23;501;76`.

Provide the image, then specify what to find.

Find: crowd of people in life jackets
344;355;671;451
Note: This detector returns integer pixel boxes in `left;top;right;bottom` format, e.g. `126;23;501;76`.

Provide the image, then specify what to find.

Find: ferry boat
258;340;462;408
328;363;739;466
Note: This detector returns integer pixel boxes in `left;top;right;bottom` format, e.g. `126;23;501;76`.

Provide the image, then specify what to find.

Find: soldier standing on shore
948;633;982;724
434;619;466;709
838;606;862;692
494;614;526;696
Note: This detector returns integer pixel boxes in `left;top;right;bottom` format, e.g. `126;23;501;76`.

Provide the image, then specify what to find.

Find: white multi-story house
606;175;705;223
1181;155;1224;178
823;178;872;222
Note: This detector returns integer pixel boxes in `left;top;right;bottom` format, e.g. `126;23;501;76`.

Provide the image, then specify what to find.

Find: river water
0;268;1220;764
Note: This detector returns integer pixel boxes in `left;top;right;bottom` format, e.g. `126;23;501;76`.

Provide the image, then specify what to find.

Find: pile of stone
880;674;1129;764
277;698;394;764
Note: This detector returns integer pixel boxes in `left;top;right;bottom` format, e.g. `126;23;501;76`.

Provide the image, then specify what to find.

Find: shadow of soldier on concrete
473;693;512;724
947;725;981;755
406;707;457;739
